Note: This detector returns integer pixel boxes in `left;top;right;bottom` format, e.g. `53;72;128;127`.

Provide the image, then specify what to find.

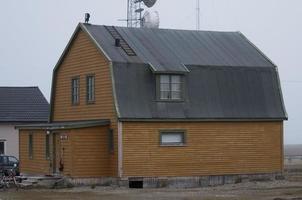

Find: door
52;133;61;174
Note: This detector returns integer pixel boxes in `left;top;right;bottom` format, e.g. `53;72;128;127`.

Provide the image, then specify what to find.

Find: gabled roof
0;87;49;123
50;23;287;121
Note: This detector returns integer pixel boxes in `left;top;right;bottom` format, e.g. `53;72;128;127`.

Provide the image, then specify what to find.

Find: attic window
158;75;183;100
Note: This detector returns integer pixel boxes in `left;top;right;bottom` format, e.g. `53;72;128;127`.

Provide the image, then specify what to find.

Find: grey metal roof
0;87;49;123
112;63;287;120
83;24;274;73
15;119;110;130
76;23;286;120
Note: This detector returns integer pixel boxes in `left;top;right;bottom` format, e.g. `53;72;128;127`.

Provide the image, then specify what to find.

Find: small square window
160;131;185;146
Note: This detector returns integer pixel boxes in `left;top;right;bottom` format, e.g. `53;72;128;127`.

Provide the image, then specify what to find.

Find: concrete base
65;177;118;187
25;173;282;188
124;173;282;188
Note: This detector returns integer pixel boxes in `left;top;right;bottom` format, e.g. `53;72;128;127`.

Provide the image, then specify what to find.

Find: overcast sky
0;0;301;144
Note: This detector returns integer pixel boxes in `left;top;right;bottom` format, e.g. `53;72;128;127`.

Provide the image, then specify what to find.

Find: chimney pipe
115;39;121;47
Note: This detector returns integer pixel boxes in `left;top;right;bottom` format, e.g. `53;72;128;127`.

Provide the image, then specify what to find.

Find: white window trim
159;131;186;146
157;74;184;101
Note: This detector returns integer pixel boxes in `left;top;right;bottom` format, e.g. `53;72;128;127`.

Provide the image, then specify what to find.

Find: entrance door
52;133;61;174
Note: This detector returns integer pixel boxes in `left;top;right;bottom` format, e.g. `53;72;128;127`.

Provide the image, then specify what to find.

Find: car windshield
8;156;18;163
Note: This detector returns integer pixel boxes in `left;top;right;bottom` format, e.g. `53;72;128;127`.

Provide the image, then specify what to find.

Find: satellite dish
142;0;157;8
141;11;160;28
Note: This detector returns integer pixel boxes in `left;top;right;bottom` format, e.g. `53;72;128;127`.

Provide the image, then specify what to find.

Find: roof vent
105;26;137;56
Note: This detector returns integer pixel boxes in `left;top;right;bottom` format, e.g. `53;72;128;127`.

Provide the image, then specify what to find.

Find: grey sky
0;0;301;144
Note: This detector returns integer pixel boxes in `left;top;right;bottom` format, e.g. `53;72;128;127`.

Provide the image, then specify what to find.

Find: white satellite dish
142;0;157;8
141;10;160;28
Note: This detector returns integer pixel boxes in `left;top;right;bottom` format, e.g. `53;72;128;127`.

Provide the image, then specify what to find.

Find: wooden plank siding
122;121;283;177
51;29;118;176
19;126;112;177
69;126;112;177
19;130;51;175
52;30;115;122
58;126;112;177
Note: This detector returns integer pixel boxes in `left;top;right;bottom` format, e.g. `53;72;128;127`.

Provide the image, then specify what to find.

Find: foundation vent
128;177;143;188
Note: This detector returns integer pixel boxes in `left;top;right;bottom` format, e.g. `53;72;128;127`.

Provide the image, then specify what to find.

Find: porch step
22;179;38;184
19;175;63;188
19;182;34;189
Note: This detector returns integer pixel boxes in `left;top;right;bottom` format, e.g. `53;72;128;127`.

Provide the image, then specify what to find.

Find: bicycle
0;165;19;190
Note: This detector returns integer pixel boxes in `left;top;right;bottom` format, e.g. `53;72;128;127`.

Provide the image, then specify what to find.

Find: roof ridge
86;23;239;34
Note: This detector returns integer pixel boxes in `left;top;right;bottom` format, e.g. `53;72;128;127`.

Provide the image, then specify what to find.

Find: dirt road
1;181;302;200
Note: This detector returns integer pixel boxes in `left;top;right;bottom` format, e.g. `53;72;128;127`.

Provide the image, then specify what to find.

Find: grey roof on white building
0;87;49;123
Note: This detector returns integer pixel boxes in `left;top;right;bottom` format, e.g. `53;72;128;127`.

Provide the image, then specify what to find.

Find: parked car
0;155;19;176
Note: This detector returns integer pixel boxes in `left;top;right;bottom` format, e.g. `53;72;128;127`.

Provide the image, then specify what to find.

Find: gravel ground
1;180;302;200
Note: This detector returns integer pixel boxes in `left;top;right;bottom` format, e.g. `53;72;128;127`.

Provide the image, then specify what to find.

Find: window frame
159;130;186;147
71;76;80;105
28;133;33;159
156;74;185;101
108;128;114;154
86;74;95;104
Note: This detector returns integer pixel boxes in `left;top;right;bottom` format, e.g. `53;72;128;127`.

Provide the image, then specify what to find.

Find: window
108;129;114;153
159;75;183;100
160;131;185;146
45;134;50;159
71;77;80;105
86;75;95;103
29;134;33;159
0;140;5;154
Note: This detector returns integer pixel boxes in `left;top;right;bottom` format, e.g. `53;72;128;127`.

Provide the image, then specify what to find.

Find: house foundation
121;173;283;188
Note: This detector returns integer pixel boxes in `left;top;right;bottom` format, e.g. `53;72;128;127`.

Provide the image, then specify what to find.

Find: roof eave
148;63;190;74
15;119;110;130
118;118;287;122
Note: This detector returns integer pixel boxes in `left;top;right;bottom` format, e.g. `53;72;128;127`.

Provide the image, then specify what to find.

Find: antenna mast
127;0;142;27
126;0;158;28
196;0;200;30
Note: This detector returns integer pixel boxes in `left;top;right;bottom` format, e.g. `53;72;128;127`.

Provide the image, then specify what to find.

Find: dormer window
158;75;183;101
